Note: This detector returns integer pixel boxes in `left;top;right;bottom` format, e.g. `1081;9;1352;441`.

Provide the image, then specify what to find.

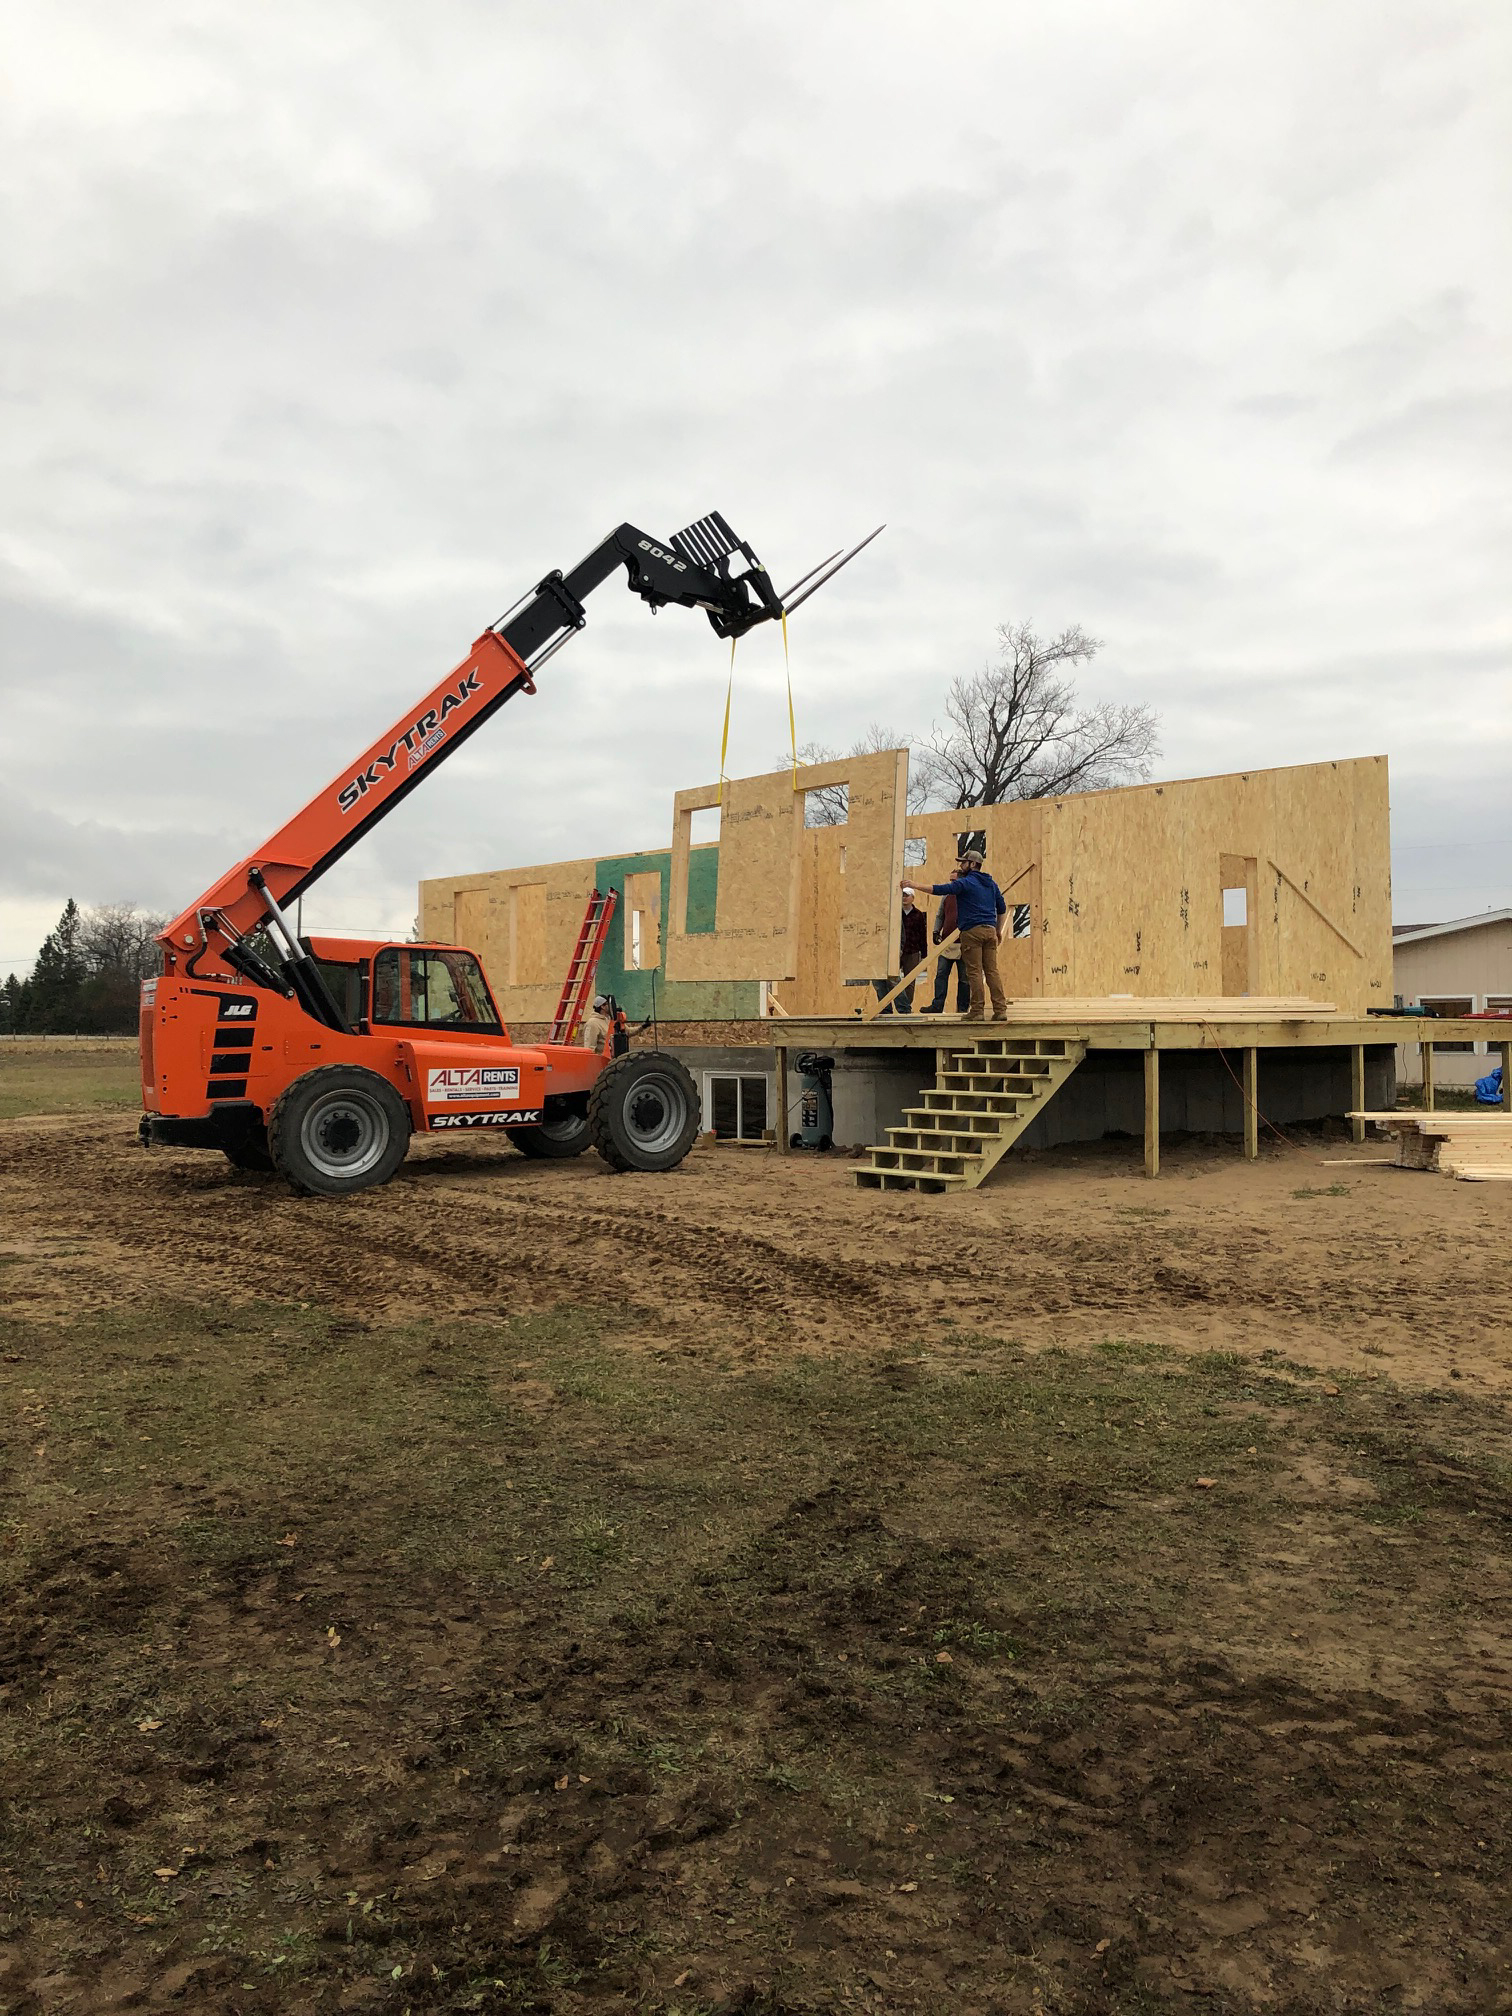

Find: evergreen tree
26;900;87;1033
0;973;26;1035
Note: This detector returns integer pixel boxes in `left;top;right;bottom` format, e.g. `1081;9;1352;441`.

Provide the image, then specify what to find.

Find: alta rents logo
427;1065;521;1104
337;669;482;813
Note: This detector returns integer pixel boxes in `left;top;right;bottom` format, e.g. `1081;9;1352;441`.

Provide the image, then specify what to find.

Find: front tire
268;1066;411;1198
588;1053;701;1173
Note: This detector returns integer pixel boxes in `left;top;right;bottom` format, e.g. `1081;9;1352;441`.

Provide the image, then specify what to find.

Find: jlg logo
638;539;687;572
337;669;482;813
222;1003;254;1018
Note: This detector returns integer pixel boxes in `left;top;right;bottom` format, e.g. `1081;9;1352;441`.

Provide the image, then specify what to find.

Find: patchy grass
2;1300;1509;2013
0;1039;139;1121
1395;1083;1484;1111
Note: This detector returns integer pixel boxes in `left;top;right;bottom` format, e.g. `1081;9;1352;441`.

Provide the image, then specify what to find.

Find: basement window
705;1073;770;1140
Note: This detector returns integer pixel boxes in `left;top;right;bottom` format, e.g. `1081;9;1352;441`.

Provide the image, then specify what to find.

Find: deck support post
1421;1039;1435;1111
1350;1045;1366;1144
1243;1047;1259;1160
1499;1040;1511;1113
1144;1045;1160;1179
774;1045;788;1153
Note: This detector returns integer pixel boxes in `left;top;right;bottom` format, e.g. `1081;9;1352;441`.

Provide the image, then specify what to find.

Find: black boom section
498;516;783;665
281;512;786;910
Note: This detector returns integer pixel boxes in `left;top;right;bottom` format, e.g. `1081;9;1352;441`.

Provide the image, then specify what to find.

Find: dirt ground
1;1076;1510;2015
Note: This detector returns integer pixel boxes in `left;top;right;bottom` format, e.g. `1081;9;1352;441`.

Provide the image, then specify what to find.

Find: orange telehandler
139;510;878;1197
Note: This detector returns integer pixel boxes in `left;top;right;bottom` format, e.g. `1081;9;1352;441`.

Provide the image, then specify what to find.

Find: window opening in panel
804;781;849;828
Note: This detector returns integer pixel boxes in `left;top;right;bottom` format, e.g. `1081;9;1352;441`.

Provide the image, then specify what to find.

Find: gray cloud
3;0;1507;975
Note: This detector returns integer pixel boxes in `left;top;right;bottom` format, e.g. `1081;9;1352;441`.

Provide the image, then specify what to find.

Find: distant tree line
1;900;164;1035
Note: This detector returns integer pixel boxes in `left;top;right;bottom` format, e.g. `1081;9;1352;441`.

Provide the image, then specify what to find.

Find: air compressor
789;1051;835;1152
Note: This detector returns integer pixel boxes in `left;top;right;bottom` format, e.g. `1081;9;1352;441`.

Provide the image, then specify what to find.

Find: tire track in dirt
2;1118;1507;1373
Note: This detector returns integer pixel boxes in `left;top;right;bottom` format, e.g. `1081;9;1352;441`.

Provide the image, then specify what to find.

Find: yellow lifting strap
716;618;799;805
781;611;797;787
717;636;736;807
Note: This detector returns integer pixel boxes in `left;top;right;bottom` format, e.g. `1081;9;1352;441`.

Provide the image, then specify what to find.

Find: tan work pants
958;924;1007;1019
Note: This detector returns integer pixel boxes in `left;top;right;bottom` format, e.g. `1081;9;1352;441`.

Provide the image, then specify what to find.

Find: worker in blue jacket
905;848;1008;1022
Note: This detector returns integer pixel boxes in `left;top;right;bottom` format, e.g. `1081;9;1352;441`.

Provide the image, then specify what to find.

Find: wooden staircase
852;1034;1087;1194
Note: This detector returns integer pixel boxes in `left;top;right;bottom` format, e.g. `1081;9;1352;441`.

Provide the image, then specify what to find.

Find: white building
1392;910;1512;1088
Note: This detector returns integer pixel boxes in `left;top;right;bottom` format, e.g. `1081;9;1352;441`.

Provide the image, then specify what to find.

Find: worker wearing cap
581;993;612;1055
904;848;1008;1022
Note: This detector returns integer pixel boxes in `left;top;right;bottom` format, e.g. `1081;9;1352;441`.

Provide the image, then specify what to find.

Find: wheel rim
539;1112;588;1144
299;1089;389;1180
621;1068;690;1156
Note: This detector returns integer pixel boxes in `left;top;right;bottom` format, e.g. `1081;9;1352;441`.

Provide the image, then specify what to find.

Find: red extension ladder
548;887;619;1046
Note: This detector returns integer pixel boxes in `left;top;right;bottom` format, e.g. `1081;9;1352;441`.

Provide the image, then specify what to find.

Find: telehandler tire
222;1128;275;1172
268;1065;412;1197
512;1103;591;1159
588;1052;701;1173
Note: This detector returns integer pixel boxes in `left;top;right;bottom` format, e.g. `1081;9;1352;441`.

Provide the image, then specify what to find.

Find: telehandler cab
139;511;880;1196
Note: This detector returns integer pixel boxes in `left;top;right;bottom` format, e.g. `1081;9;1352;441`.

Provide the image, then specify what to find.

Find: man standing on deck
921;888;968;1015
873;887;929;1014
904;849;1008;1022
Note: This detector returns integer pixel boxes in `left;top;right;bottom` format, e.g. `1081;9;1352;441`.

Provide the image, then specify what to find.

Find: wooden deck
766;1008;1506;1183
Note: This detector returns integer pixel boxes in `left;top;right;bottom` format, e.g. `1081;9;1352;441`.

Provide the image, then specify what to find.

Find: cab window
314;960;363;1028
371;948;501;1030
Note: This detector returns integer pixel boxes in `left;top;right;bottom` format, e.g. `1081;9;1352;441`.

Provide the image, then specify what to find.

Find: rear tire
588;1053;701;1173
513;1104;591;1159
268;1066;411;1198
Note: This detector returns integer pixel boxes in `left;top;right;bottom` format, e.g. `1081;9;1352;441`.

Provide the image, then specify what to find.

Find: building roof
1392;909;1512;948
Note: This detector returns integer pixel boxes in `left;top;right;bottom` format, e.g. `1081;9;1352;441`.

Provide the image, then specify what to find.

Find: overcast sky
3;0;1507;975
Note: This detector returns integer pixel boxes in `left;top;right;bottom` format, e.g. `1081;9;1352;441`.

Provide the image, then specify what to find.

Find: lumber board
1267;857;1364;959
1349;1112;1512;1131
1144;1047;1160;1179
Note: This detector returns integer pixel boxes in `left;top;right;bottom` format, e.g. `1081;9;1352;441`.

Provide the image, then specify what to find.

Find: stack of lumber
1351;1111;1512;1182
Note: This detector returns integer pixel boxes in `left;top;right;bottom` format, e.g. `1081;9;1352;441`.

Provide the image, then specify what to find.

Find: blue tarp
1475;1065;1504;1105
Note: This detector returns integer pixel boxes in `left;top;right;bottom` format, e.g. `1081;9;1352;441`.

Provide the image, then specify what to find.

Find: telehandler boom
139;511;879;1196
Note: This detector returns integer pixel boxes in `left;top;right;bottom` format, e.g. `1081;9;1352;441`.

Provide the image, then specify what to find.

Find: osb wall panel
419;856;597;1023
780;755;1389;1016
422;753;1391;1020
1023;756;1390;1013
663;751;907;985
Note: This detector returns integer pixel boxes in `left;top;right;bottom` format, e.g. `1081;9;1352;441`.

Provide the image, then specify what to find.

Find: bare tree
79;901;165;983
914;623;1159;809
785;724;928;826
